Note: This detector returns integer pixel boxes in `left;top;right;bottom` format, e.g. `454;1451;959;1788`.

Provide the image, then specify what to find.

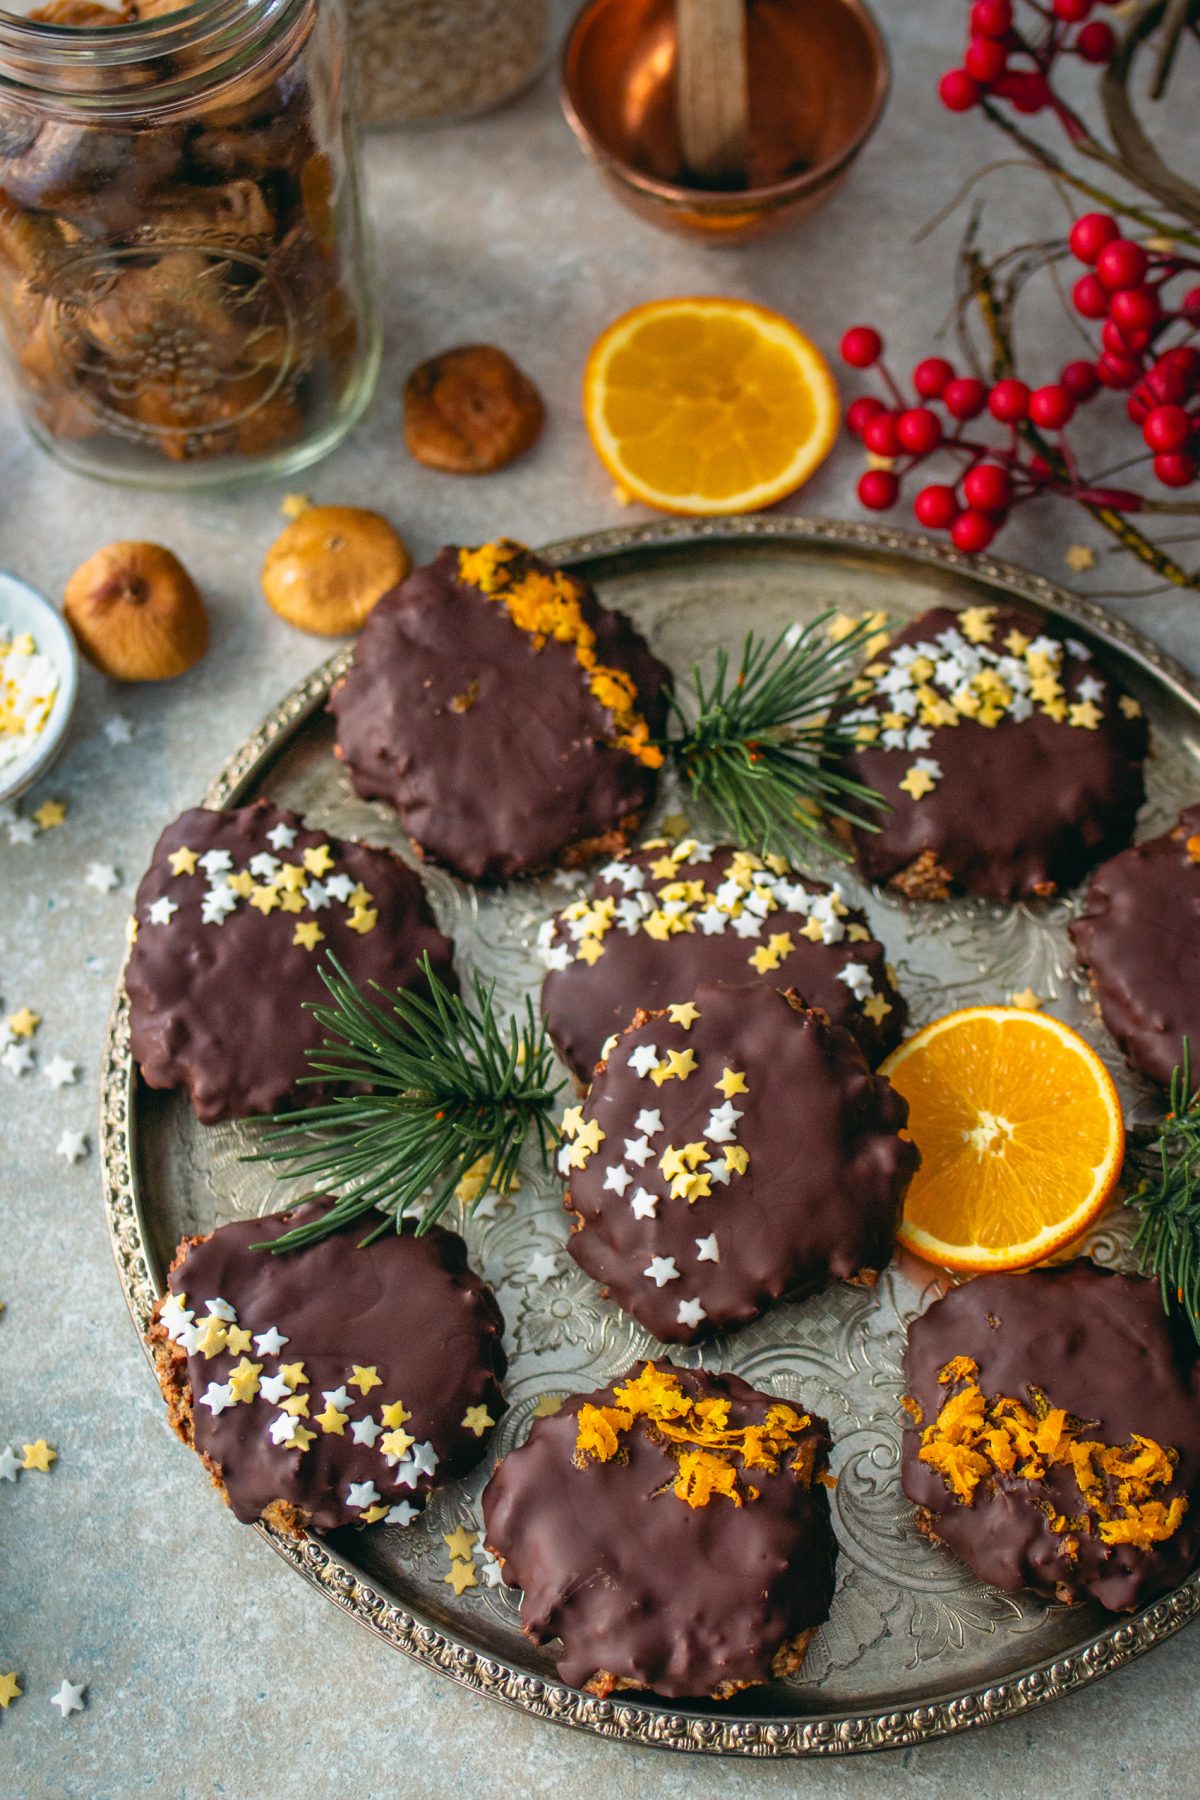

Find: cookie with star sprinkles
328;539;671;882
902;1261;1200;1611
539;837;907;1083
559;981;919;1343
125;800;454;1123
148;1200;507;1535
833;604;1148;900
482;1360;836;1699
1070;803;1200;1088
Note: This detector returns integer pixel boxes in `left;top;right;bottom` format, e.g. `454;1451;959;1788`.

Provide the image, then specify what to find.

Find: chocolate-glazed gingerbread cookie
482;1360;835;1699
834;605;1148;900
125;800;454;1123
1070;803;1200;1088
149;1200;507;1534
540;836;906;1083
559;981;918;1343
329;540;671;882
902;1262;1200;1611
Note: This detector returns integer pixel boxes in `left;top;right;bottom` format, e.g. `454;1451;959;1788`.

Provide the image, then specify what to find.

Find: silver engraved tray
100;518;1200;1756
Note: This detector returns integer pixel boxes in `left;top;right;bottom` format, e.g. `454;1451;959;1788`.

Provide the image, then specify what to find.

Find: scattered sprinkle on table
0;1673;21;1708
0;628;58;775
527;1251;560;1285
56;1130;88;1164
443;1526;477;1561
84;863;119;893
31;799;66;830
102;715;133;747
49;1680;85;1719
43;1056;77;1089
1;1042;34;1076
6;1008;39;1038
21;1440;56;1473
1010;987;1043;1011
1064;544;1097;572
0;1447;18;1481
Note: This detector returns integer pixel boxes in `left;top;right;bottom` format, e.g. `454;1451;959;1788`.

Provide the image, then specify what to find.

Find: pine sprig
1126;1046;1200;1346
665;611;887;860
249;953;562;1252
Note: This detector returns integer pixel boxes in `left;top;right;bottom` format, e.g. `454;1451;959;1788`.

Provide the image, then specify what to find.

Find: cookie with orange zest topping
482;1361;835;1699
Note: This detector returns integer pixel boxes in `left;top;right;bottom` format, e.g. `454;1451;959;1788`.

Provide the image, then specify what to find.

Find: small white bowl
0;569;79;807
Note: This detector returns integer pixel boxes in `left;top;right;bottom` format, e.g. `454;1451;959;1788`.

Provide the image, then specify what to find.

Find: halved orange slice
582;297;839;515
880;1006;1124;1274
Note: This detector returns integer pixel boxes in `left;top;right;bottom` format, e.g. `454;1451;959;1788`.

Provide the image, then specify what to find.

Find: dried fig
403;344;544;474
261;506;410;637
63;542;208;680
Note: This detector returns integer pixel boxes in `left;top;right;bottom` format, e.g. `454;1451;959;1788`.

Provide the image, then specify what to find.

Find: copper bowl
560;0;889;245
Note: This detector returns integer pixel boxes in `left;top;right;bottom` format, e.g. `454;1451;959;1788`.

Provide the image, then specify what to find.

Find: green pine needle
1126;1045;1200;1347
248;953;562;1252
665;611;887;860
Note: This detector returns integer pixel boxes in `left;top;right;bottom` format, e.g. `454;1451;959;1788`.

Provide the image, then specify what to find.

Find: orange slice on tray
582;297;839;515
880;1006;1124;1274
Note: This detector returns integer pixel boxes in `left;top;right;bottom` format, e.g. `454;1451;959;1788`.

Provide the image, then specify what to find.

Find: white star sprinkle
391;1458;420;1489
266;822;297;850
50;1680;86;1719
706;1159;733;1188
204;1298;236;1320
731;912;762;940
259;1373;292;1405
644;1255;679;1287
676;1298;707;1330
541;942;571;972
56;1129;88;1163
198;849;233;875
528;1251;560;1285
387;1501;420;1527
1064;637;1092;661
837;961;874;1001
624;1136;652;1167
325;873;354;902
85;862;119;893
602;1163;632;1196
346;1479;381;1509
695;1235;719;1262
2;1042;34;1076
200;1381;235;1415
705;1102;743;1143
1076;674;1105;705
321;1386;353;1411
44;1055;77;1089
200;884;237;925
269;1413;301;1446
302;881;329;911
627;1044;661;1079
410;1441;438;1478
634;1108;662;1137
8;818;36;845
148;896;178;926
695;907;727;935
479;1549;505;1587
350;1416;382;1447
630;1187;659;1220
103;714;134;745
1009;692;1034;721
254;1326;288;1356
0;1445;20;1481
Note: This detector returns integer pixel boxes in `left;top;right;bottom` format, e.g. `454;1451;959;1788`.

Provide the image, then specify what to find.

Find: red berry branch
843;0;1200;589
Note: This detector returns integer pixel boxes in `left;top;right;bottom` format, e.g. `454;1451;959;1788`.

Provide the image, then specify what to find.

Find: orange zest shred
574;1362;815;1509
456;541;663;769
913;1356;1187;1552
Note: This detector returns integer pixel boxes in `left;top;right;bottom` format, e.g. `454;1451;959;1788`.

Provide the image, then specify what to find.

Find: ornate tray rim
98;514;1200;1759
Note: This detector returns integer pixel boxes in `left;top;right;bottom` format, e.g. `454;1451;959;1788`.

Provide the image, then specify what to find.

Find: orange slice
582;297;839;516
880;1007;1124;1274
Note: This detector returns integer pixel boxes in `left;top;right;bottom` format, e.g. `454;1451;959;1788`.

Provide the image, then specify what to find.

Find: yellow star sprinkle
1010;987;1042;1011
168;847;198;876
649;856;678;881
800;915;827;943
575;1118;604;1157
749;944;781;974
767;932;794;959
444;1559;477;1596
899;766;937;800
6;1007;39;1038
225;1325;253;1356
249;885;280;915
278;863;306;891
659;1145;687;1181
346;907;378;936
288;1423;316;1452
21;1439;55;1473
228;1358;262;1403
279;890;305;914
280;1361;307;1389
0;1672;21;1708
32;798;66;829
443;1526;477;1561
302;844;333;876
667;1001;700;1029
1069;700;1102;731
724;1146;750;1177
1119;695;1143;720
195;1316;228;1359
715;1068;748;1098
577;937;604;966
350;1364;382;1395
293;920;325;951
1064;543;1096;572
1003;629;1031;657
461;1405;495;1437
379;1400;412;1429
280;1393;311;1417
959;606;996;645
380;1427;415;1460
847;923;871;943
227;869;255;898
862;993;893;1024
280;492;311;519
665;1048;697;1081
826;612;862;643
1042;698;1069;723
532;1394;564;1417
560;1106;584;1139
362;1503;390;1523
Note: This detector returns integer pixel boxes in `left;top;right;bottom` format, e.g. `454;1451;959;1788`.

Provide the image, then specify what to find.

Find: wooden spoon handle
676;0;749;185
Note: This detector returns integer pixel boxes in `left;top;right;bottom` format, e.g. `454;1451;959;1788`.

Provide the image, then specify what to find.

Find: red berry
1073;273;1109;319
1029;384;1075;429
1060;359;1100;401
1110;285;1160;332
1180;287;1200;320
847;395;885;436
1053;0;1091;18
943;376;988;420
1029;454;1054;480
965;36;1007;82
963;463;1012;511
1143;404;1192;452
914;484;960;529
862;412;901;456
858;469;899;510
1096;350;1140;389
988;378;1030;422
939;68;981;111
951;509;997;553
1102;317;1149;357
913;356;955;399
993;70;1050;112
1153;452;1197;488
971;0;1012;34
1068;212;1119;264
896;406;943;455
840;325;883;368
1149;346;1200;401
1096;238;1149;291
1076;20;1115;59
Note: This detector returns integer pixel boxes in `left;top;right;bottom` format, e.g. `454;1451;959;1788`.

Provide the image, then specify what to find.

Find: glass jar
0;0;380;488
344;0;552;128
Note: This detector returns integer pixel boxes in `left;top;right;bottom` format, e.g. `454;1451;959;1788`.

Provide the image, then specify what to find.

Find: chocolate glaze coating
328;546;671;883
837;606;1148;900
153;1200;507;1533
540;843;907;1083
563;982;918;1343
1070;804;1200;1088
482;1362;835;1698
126;801;454;1124
902;1262;1200;1610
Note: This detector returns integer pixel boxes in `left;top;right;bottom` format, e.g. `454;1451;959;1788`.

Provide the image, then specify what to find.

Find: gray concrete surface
2;2;1198;1793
